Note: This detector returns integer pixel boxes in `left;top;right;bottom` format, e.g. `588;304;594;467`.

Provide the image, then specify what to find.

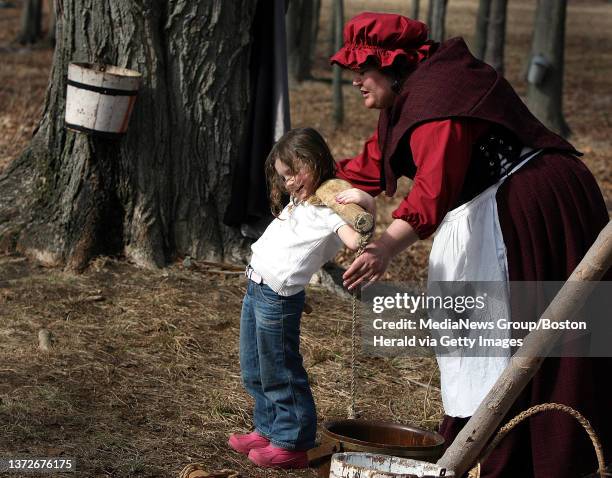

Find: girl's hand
342;241;390;290
336;188;376;215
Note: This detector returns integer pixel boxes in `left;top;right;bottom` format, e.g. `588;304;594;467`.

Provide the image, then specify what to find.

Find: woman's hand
342;241;390;290
336;188;376;215
343;219;420;290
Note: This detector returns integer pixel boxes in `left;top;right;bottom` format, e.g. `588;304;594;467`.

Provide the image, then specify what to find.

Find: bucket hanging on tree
65;62;141;136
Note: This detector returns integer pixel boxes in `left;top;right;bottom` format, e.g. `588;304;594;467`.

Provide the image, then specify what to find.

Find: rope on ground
178;464;240;478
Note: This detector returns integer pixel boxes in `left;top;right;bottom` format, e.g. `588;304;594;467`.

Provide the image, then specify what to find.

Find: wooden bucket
329;452;455;478
308;419;445;477
65;62;141;136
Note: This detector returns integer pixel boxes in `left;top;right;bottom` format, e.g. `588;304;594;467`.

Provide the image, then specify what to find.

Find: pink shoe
228;431;270;455
247;444;309;469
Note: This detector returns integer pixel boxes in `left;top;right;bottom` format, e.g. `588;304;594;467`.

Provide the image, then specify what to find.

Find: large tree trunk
484;0;507;74
527;0;570;137
429;0;448;42
286;0;318;84
0;0;257;270
17;0;43;44
473;0;491;59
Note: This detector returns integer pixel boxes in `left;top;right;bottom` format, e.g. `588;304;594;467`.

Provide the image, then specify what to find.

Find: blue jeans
239;280;316;450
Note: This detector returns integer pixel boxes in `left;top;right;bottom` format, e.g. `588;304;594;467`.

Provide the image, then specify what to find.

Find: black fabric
454;124;523;207
223;0;276;228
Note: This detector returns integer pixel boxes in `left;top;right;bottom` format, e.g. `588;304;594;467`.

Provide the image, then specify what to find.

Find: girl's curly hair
265;128;336;217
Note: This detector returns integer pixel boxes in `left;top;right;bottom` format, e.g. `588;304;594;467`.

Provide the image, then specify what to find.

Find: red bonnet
330;12;433;71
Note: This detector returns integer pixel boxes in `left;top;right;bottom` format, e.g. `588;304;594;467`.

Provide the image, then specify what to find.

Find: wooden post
437;221;612;477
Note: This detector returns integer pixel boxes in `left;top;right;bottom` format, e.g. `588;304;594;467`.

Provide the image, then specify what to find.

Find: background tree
312;0;322;66
427;0;434;29
483;0;507;74
429;0;448;42
411;0;420;20
286;0;321;84
16;0;42;44
0;0;258;270
328;0;337;57
45;0;56;46
473;0;491;59
527;0;570;137
332;0;344;126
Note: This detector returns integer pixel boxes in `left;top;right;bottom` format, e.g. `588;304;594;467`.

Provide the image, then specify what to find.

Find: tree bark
473;0;491;59
286;0;317;84
527;0;570;137
411;0;420;21
427;0;434;29
17;0;43;44
429;0;448;42
0;0;257;270
332;0;344;126
484;0;507;74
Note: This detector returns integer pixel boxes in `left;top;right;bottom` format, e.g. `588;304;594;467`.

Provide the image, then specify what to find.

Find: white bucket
65;62;141;135
329;452;455;478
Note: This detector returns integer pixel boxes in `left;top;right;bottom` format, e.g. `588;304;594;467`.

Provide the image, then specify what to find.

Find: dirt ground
0;0;610;477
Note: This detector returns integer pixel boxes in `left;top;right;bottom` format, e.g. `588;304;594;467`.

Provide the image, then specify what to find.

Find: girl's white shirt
250;201;347;296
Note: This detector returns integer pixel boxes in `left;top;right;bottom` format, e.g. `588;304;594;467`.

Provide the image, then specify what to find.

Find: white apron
428;147;540;417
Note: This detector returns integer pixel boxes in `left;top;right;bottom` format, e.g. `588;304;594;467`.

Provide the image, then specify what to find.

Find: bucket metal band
66;79;138;97
65;122;126;137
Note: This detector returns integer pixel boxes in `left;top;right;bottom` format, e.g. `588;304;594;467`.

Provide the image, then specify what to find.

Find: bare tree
473;0;491;59
429;0;448;42
332;0;344;126
286;0;319;83
45;0;56;46
328;0;337;56
17;0;43;44
0;0;258;270
312;0;322;65
527;0;570;137
484;0;507;74
411;0;420;20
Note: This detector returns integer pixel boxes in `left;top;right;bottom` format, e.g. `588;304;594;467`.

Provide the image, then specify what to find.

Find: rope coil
469;403;608;478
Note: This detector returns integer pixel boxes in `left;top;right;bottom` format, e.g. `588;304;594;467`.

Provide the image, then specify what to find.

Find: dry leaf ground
0;0;610;477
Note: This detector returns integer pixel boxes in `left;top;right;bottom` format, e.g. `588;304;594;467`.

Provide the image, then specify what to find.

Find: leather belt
245;265;264;284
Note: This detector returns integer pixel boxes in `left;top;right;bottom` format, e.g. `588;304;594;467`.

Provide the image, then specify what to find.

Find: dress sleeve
335;130;384;197
392;119;488;239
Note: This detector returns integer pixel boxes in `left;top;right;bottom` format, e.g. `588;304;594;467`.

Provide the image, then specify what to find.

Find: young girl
228;128;374;469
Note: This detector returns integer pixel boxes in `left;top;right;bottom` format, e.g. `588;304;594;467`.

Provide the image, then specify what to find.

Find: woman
331;11;610;478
